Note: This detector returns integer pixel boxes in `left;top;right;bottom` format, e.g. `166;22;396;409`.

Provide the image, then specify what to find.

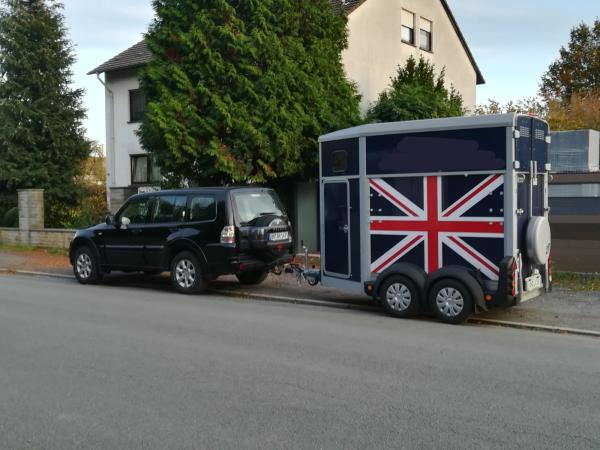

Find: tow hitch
272;247;321;286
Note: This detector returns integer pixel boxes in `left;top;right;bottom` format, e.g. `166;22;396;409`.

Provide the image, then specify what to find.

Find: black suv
69;187;293;294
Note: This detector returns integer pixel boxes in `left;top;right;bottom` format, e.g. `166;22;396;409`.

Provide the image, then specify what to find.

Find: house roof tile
89;0;483;84
87;40;152;75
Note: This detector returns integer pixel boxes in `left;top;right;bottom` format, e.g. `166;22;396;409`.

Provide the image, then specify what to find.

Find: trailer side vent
535;129;545;140
520;126;530;137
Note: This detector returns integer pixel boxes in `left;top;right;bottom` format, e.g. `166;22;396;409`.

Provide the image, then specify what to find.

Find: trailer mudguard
427;266;487;312
374;263;427;300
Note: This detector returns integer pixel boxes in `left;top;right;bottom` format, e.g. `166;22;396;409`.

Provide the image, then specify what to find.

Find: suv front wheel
170;251;207;295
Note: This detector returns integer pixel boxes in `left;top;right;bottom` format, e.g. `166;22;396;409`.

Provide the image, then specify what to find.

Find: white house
90;0;484;249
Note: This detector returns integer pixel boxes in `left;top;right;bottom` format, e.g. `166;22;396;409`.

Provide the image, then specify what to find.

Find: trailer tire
428;279;473;325
379;275;421;318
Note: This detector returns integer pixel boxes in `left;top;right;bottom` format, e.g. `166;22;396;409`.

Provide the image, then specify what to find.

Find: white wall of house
343;0;477;114
104;69;144;190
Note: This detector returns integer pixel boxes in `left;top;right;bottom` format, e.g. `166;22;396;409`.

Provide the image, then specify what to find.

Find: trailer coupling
272;246;321;286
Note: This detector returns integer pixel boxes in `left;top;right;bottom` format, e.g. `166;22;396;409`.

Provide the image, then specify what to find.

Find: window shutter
402;10;414;29
421;18;432;33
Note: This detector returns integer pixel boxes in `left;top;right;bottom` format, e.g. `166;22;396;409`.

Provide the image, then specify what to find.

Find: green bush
2;207;18;227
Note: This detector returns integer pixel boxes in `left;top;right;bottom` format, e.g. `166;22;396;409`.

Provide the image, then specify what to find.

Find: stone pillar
18;189;44;230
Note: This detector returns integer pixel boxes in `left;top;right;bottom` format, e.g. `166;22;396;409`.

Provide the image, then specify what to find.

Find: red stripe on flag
374;235;423;274
370;179;419;217
443;175;501;218
426;177;440;272
370;220;504;234
447;236;500;277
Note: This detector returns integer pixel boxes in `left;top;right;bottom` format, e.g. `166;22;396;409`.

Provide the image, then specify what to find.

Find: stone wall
18;189;44;230
0;228;75;249
0;189;75;250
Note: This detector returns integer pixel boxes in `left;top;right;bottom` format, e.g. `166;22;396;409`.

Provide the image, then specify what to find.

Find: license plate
525;274;543;291
269;231;289;241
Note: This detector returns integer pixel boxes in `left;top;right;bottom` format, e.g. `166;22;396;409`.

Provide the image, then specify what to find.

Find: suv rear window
232;191;284;225
189;195;216;222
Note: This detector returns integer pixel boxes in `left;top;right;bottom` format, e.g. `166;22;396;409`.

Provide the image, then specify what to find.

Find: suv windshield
232;191;284;225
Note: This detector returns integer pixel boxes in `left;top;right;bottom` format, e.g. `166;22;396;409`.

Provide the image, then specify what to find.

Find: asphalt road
1;275;599;450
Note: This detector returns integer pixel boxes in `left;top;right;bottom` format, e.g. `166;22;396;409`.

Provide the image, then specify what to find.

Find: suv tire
236;269;269;285
170;251;207;295
73;246;102;285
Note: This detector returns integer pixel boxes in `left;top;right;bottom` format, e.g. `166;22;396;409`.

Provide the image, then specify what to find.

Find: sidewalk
1;249;599;333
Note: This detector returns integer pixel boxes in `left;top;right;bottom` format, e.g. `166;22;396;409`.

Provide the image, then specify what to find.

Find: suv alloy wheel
170;251;207;294
73;246;102;284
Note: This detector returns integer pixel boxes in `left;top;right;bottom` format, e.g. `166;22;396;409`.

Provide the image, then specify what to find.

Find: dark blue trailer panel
319;114;552;323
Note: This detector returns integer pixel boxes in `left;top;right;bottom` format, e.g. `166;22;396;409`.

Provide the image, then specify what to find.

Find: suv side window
151;196;187;223
189;195;216;222
118;197;153;225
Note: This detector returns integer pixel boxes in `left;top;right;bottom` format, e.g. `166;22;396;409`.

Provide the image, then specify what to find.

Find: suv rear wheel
170;251;207;295
236;269;269;285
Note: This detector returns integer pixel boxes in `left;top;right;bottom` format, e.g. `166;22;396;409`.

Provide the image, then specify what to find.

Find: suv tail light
511;258;518;297
221;225;236;245
548;253;553;283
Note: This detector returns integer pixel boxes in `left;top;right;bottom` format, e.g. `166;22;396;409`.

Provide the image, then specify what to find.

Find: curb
2;268;599;338
209;288;380;313
468;318;600;338
0;268;74;279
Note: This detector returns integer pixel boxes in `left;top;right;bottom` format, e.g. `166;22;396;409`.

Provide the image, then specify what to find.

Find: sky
61;0;599;147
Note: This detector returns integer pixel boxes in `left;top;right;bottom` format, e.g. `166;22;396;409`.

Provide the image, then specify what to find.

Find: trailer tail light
221;225;236;245
511;258;518;297
548;253;553;283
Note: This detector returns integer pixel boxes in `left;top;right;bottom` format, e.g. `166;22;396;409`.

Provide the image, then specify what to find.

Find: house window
131;155;160;185
129;89;147;122
401;10;415;45
420;18;433;52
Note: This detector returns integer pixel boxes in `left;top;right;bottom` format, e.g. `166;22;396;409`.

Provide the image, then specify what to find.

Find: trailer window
331;150;348;173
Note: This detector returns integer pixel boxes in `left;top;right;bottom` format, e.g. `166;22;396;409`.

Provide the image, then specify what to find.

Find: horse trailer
318;114;552;324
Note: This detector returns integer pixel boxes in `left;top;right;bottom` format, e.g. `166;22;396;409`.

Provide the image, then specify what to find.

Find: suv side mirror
105;214;115;226
120;217;131;230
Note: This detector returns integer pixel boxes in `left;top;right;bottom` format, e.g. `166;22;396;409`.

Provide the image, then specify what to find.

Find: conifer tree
0;0;89;225
139;0;361;185
367;56;464;123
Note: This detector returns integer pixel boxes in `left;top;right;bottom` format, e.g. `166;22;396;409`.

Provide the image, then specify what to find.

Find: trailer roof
319;114;528;143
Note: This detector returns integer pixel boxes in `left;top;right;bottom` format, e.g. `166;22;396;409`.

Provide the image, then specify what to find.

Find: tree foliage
473;98;547;117
0;0;89;227
540;19;600;101
366;56;464;123
546;91;600;132
139;0;361;186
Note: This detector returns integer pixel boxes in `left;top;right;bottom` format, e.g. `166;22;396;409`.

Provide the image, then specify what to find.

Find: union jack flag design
369;175;505;280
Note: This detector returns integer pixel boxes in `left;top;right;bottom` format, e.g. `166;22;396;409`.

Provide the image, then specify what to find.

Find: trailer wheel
379;275;420;318
428;279;473;325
